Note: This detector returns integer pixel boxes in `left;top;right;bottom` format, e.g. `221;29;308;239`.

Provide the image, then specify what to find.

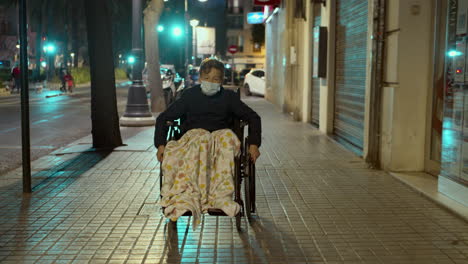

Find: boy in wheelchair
154;59;261;228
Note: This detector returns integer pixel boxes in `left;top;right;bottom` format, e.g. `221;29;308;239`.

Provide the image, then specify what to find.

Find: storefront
435;0;468;206
333;0;368;153
310;4;321;127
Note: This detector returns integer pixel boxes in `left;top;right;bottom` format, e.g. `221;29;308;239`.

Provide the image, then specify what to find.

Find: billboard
196;27;216;55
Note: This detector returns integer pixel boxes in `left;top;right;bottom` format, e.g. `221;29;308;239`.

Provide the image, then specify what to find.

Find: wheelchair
159;88;256;230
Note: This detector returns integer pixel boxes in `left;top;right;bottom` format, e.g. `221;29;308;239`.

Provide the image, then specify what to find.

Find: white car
243;69;265;96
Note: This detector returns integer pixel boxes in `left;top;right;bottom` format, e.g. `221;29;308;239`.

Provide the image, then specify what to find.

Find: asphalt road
0;81;149;175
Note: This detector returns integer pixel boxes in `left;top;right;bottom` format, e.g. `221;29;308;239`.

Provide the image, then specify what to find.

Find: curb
389;172;468;223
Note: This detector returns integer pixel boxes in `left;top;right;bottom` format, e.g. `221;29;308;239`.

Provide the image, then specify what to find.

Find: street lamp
190;19;199;66
70;53;75;67
128;55;136;64
120;0;155;126
43;43;56;81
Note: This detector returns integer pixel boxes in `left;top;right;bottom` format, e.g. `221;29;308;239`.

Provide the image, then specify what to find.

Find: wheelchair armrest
165;121;174;126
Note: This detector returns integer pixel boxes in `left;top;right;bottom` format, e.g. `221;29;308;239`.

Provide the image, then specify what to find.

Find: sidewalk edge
389;172;468;222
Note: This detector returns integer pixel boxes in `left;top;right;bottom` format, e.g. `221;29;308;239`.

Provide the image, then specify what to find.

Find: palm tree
144;0;165;112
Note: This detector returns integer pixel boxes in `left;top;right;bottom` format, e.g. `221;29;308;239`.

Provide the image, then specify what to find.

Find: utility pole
184;0;190;85
19;0;31;193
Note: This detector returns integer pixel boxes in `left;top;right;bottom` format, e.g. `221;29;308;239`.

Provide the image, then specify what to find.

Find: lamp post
190;19;199;66
184;0;190;83
120;0;155;126
70;53;75;67
43;43;55;82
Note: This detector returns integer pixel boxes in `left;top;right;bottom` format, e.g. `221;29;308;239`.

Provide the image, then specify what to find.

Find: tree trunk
144;0;165;112
84;0;122;149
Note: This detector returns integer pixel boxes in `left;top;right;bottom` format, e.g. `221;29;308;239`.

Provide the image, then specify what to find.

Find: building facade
264;0;468;207
226;0;265;71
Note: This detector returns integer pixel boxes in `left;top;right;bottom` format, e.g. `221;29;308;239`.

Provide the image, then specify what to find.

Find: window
238;35;244;52
253;43;261;52
227;15;243;29
252;70;264;78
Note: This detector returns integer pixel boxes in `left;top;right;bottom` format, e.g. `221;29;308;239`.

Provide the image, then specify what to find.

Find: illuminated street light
128;56;136;64
190;19;199;66
448;50;463;57
70;53;75;67
190;19;199;27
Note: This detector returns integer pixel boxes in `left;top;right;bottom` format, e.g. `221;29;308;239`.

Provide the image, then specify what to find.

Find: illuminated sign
247;12;265;24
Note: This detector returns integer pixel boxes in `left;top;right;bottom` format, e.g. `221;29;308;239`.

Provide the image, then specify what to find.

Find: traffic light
43;43;56;53
172;26;183;37
128;56;136;64
157;25;164;32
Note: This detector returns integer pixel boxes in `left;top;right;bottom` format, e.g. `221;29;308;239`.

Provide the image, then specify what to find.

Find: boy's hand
157;145;165;163
248;145;260;163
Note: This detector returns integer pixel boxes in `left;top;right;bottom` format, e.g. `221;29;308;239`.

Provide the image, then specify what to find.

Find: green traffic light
43;44;56;53
173;27;183;37
157;25;164;32
128;56;136;64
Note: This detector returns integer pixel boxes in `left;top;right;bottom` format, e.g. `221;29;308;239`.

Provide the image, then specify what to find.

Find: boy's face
200;68;223;84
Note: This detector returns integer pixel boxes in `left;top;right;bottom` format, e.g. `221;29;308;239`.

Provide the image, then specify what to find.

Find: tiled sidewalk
0;97;467;264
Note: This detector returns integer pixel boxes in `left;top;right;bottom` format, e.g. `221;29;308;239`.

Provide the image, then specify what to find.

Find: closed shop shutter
311;4;321;127
334;0;368;151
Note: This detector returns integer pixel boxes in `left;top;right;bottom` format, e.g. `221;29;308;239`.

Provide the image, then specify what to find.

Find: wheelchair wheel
249;156;256;214
244;171;251;219
244;139;256;219
235;209;242;231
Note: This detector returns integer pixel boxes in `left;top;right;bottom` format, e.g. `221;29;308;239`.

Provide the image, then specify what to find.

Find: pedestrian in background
11;65;20;93
59;64;67;92
64;71;74;93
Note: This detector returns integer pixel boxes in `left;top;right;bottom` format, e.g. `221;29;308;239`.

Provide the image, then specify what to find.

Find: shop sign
247;12;265;24
196;27;216;55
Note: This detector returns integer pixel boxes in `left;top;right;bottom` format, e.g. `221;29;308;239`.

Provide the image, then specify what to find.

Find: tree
144;0;165;112
84;0;122;149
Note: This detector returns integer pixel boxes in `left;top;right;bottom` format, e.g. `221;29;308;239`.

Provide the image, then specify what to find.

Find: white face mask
200;81;221;96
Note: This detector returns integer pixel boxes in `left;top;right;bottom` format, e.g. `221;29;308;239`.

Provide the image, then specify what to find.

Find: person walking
63;71;74;93
59;64;67;92
11;65;21;93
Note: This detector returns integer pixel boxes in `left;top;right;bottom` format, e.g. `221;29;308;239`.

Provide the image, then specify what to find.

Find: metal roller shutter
334;0;368;151
311;4;321;127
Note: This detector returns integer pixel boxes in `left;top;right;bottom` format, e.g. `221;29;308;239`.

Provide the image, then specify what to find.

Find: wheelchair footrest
164;208;238;217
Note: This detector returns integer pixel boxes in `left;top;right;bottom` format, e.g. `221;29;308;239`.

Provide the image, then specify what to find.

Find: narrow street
0;82;133;175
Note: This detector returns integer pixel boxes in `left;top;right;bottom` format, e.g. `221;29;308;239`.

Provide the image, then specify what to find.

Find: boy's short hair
199;58;225;77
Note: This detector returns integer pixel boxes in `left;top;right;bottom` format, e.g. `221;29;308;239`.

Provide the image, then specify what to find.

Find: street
0;81;135;175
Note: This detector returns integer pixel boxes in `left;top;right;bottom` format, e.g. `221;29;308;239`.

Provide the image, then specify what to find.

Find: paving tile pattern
0;97;467;263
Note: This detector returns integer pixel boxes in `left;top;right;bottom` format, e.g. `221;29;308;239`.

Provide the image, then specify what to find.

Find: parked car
142;65;185;101
239;68;252;84
243;69;265;96
223;68;239;85
188;66;200;87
